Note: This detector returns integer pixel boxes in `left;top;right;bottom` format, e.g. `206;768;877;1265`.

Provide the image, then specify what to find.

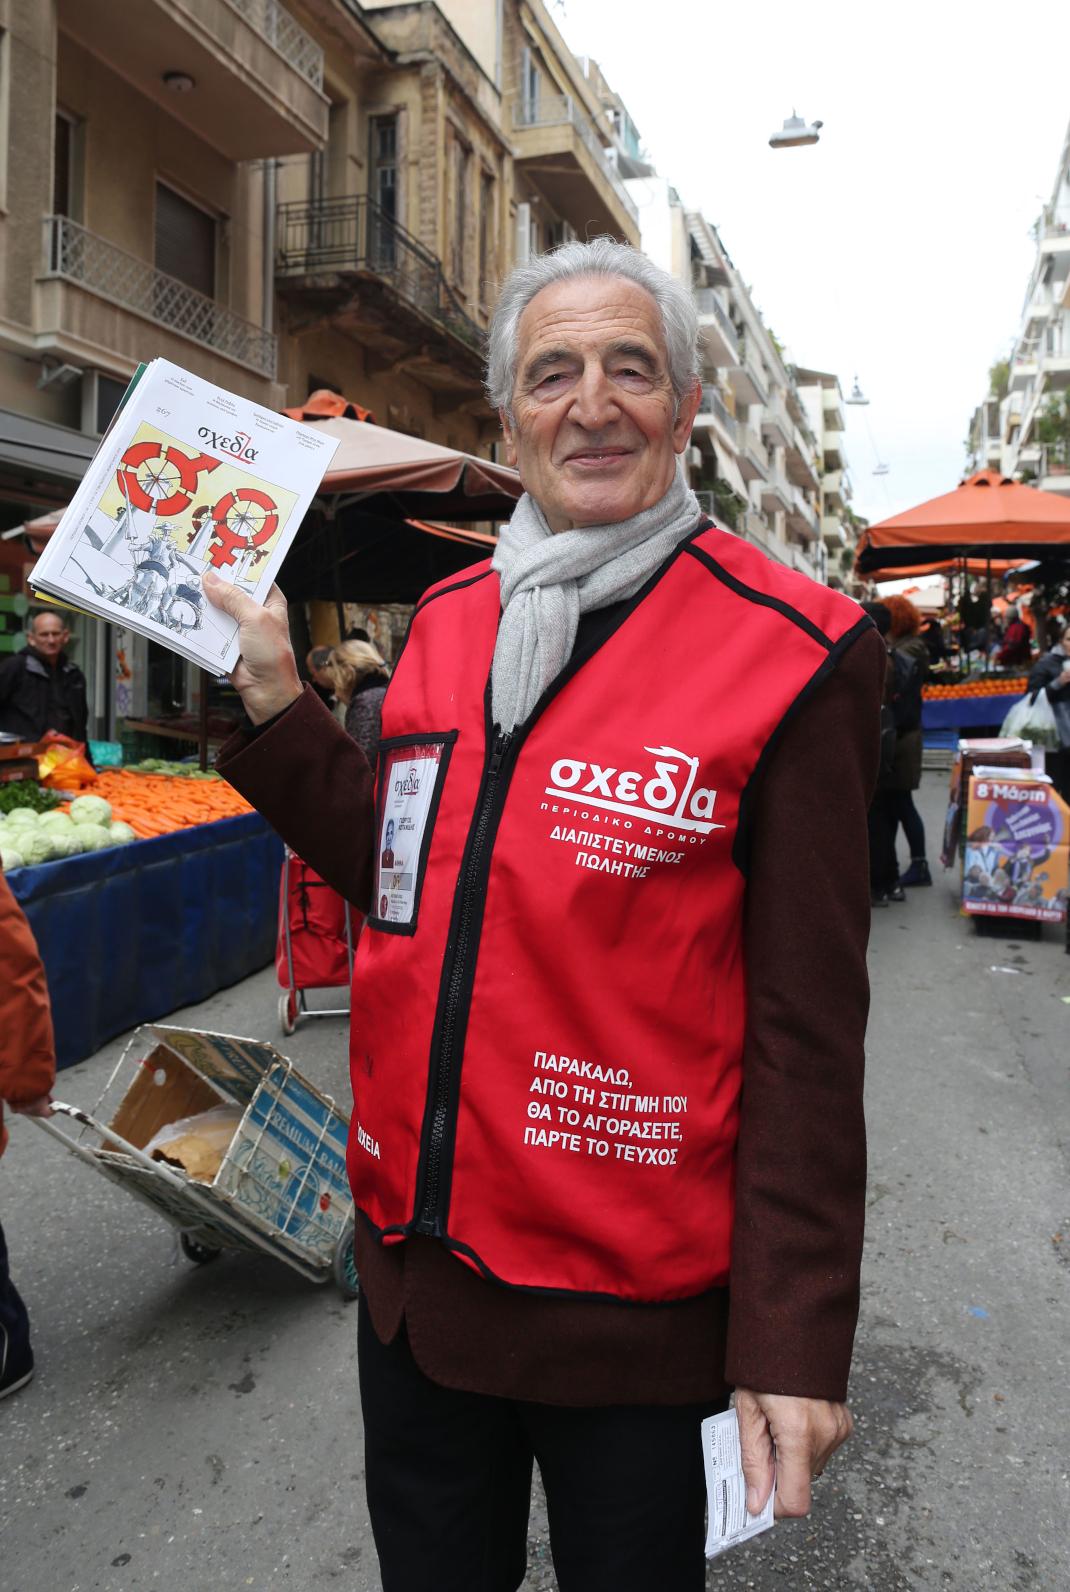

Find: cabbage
74;823;114;851
69;795;113;826
108;821;137;845
4;808;40;828
0;843;26;871
18;829;57;866
39;811;75;832
45;830;83;859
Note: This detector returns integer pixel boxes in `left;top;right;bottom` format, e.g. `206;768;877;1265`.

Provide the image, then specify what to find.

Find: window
450;133;470;290
154;182;216;297
520;47;540;123
479;171;494;306
369;113;398;269
53;109;83;222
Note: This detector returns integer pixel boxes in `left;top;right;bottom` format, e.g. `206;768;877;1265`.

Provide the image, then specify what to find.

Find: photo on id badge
370;733;457;934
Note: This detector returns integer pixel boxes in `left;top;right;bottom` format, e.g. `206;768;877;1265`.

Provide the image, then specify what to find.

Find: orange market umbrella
855;470;1070;575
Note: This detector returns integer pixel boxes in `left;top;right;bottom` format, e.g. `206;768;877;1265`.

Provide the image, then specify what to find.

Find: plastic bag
145;1106;243;1183
33;731;98;789
1000;688;1060;749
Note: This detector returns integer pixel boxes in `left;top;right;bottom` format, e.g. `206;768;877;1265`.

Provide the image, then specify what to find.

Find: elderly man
0;611;89;747
206;239;884;1591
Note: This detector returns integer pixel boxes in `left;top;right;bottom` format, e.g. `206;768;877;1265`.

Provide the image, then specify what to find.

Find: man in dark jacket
0;612;89;745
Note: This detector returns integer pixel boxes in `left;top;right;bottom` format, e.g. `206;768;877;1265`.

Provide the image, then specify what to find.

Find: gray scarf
490;462;700;732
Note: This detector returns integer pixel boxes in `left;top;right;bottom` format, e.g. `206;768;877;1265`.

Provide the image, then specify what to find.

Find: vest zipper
415;727;512;1235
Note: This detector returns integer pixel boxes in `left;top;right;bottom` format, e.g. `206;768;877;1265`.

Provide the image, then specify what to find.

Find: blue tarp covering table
922;694;1019;732
8;813;283;1071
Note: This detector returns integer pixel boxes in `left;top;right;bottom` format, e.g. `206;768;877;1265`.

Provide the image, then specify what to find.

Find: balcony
511;96;639;243
1040;219;1070;258
786;484;818;540
760;472;791;515
761;394;792;450
822;388;846;432
824;429;846;469
822;515;848;549
737;426;768;481
36;215;277;388
694;289;740;367
58;0;327;159
786;429;820;490
823;469;848;509
693;385;738;449
275;196;486;399
727;339;768;406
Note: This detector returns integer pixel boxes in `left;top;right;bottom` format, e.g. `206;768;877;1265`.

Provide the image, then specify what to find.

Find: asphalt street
3;770;1069;1590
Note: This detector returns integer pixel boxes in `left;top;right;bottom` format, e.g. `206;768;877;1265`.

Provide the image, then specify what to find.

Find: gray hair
485;237;700;416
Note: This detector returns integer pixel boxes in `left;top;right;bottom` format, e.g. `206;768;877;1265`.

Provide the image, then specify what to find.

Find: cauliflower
108;821;137;845
69;795;113;827
0;843;26;871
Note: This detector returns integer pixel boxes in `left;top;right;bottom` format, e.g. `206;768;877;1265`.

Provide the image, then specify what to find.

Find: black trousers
0;1217;31;1364
357;1298;727;1592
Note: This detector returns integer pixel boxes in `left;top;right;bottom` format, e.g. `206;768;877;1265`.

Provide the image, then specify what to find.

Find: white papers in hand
701;1407;775;1560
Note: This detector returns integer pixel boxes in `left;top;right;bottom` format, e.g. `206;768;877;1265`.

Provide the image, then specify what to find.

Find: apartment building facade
794;368;855;588
982;119;1070;494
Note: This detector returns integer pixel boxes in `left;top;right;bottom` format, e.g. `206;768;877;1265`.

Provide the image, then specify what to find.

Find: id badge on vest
369;732;457;934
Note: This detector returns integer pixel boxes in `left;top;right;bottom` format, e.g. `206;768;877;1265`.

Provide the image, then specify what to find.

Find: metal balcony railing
698;385;738;442
736;338;768;404
275;196;484;355
693;289;740;358
512;95;639;228
42;215;277;377
223;0;324;89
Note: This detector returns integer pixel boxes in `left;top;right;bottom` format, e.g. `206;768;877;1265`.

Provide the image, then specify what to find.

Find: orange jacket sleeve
0;870;56;1156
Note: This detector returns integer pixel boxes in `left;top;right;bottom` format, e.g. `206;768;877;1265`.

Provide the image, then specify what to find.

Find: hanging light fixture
769;112;823;149
845;376;869;406
873;462;890;477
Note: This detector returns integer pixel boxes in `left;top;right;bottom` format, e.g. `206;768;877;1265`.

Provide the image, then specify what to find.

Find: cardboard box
99;1026;352;1264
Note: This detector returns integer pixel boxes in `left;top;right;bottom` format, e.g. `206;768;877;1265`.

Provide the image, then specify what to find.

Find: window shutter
515;202;531;264
154;184;215;298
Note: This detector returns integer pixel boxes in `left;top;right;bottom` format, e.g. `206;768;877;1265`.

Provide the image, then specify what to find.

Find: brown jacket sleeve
215;685;376;910
0;869;56;1157
725;625;885;1402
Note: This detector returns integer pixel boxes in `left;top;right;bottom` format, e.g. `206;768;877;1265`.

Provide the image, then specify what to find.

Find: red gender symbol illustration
116;442;219;515
207;488;280;570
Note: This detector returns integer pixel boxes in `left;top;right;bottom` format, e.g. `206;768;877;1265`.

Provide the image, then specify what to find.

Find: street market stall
1;760;282;1070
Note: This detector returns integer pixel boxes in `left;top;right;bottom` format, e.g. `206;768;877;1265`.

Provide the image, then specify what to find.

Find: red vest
346;524;868;1303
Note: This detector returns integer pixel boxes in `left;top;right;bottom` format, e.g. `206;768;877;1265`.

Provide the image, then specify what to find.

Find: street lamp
769;112;823;149
845;376;869;406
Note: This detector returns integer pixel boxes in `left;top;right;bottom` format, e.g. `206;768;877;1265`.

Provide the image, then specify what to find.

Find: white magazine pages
29;359;339;672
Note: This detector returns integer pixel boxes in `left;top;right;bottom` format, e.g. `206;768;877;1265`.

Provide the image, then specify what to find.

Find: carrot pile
61;770;254;840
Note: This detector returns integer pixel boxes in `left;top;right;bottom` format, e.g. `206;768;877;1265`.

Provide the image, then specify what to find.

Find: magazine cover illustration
30;359;338;673
54;419;299;657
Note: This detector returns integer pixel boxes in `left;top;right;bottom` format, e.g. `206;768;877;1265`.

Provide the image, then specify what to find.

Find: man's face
500;276;701;533
29;615;68;662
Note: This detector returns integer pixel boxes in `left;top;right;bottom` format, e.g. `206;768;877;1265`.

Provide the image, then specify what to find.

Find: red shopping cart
275;848;359;1035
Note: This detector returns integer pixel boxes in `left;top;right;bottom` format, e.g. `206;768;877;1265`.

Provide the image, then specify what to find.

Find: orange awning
856;470;1070;574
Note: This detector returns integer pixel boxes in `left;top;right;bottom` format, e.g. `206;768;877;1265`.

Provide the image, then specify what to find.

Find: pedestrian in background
0;611;89;748
1028;621;1070;799
996;604;1033;668
883;594;931;888
861;602;901;906
0;868;56;1399
323;641;391;768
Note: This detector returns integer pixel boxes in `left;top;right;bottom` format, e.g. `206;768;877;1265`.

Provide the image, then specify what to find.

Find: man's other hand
735;1389;853;1519
203;573;302;726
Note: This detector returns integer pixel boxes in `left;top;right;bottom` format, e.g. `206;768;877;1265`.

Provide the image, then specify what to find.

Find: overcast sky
555;0;1067;526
